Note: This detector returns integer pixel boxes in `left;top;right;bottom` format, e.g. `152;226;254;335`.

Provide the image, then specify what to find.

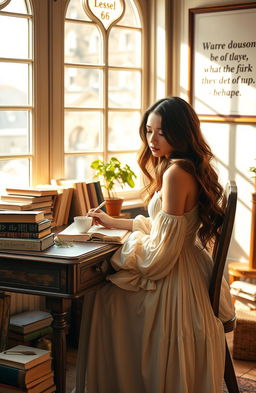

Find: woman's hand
88;209;115;228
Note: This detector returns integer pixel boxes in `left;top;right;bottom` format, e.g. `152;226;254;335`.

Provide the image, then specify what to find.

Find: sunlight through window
64;0;143;194
0;0;32;190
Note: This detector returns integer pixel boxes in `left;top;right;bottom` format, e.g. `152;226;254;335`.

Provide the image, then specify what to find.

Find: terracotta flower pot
105;197;124;217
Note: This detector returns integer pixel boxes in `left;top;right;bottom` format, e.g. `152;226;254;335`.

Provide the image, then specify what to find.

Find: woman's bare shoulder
162;162;198;214
163;162;194;185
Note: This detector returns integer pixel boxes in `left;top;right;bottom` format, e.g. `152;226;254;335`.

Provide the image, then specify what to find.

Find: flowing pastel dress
74;192;235;393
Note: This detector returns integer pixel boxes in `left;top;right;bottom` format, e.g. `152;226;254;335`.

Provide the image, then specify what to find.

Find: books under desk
0;345;55;393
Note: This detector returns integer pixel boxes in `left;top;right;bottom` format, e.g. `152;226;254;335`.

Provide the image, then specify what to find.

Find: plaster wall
171;0;256;262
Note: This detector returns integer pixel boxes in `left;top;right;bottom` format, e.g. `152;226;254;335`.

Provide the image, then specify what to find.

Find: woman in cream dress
74;97;234;393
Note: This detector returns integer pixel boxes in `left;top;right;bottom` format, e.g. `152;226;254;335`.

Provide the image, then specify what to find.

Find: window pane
117;0;141;27
108;70;141;108
65;67;103;108
0;63;30;106
0;159;30;189
107;153;140;191
65;111;102;152
108;111;141;151
65;154;102;180
2;0;29;14
66;0;90;21
109;27;141;67
0;15;29;59
65;21;102;65
0;110;30;154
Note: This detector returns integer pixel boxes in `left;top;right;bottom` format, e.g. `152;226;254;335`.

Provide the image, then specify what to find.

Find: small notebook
57;222;131;244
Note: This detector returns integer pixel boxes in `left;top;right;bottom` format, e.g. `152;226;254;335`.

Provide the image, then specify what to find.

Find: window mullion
103;28;108;163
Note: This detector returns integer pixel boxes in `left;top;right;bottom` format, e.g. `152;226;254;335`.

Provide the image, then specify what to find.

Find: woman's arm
88;209;134;231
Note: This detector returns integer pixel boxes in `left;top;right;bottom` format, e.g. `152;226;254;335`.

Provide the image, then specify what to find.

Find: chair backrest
209;180;237;317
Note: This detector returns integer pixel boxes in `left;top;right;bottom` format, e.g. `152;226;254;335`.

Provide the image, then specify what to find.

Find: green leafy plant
90;157;137;198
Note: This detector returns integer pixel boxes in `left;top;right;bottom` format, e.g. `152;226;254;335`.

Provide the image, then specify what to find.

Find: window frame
0;0;34;186
50;0;147;199
0;0;149;197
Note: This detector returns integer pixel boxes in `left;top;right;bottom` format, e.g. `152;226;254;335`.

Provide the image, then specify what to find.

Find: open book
57;222;131;244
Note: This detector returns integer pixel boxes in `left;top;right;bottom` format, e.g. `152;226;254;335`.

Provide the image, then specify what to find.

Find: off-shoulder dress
74;192;235;393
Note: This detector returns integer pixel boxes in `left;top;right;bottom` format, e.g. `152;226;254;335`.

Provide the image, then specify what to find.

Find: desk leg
46;297;71;393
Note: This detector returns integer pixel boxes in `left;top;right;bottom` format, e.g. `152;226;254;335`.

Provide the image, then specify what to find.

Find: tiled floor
226;331;256;380
66;331;256;392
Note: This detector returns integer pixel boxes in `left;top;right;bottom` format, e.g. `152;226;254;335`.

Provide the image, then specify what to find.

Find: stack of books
0;345;55;393
231;280;256;311
0;211;54;251
0;188;59;224
7;311;53;349
53;179;105;222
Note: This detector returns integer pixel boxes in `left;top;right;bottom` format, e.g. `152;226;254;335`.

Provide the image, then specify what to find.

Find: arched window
64;0;143;193
0;0;33;189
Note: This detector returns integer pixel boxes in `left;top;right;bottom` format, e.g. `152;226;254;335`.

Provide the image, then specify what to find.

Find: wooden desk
0;242;119;393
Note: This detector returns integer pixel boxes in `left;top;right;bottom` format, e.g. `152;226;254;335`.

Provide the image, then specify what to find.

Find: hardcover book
0;211;45;224
86;182;99;209
1;195;52;204
0;220;51;233
0;345;51;370
0;228;51;239
0;201;52;211
230;281;256;301
26;371;54;390
82;182;91;212
0;359;52;387
0;372;54;392
5;188;58;197
37;385;55;393
0;233;54;251
8;326;53;343
94;181;105;207
57;222;131;244
9;311;53;335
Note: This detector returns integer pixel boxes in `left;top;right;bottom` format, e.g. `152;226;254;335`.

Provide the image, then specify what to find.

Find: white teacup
74;216;93;233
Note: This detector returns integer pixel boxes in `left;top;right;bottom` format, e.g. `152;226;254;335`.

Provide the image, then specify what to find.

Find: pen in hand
88;201;106;216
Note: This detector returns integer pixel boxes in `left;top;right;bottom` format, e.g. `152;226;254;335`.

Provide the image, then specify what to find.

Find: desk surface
0;241;113;260
0;241;119;298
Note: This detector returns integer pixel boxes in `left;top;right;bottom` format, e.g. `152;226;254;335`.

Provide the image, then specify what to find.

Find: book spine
0;232;42;239
0;365;25;388
9;326;53;342
94;181;106;211
0;223;39;232
0;239;41;250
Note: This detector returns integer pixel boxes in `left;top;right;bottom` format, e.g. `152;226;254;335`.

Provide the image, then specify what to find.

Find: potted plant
90;157;137;216
249;159;256;191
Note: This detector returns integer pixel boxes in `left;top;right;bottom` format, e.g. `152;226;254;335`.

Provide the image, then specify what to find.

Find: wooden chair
209;180;240;393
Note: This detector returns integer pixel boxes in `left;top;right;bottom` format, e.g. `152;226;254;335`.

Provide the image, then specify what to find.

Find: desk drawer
0;259;68;294
77;259;110;291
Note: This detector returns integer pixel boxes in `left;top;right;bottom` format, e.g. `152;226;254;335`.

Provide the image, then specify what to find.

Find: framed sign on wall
189;2;256;122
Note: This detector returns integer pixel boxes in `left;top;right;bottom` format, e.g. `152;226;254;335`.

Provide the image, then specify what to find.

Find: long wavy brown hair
137;97;225;249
